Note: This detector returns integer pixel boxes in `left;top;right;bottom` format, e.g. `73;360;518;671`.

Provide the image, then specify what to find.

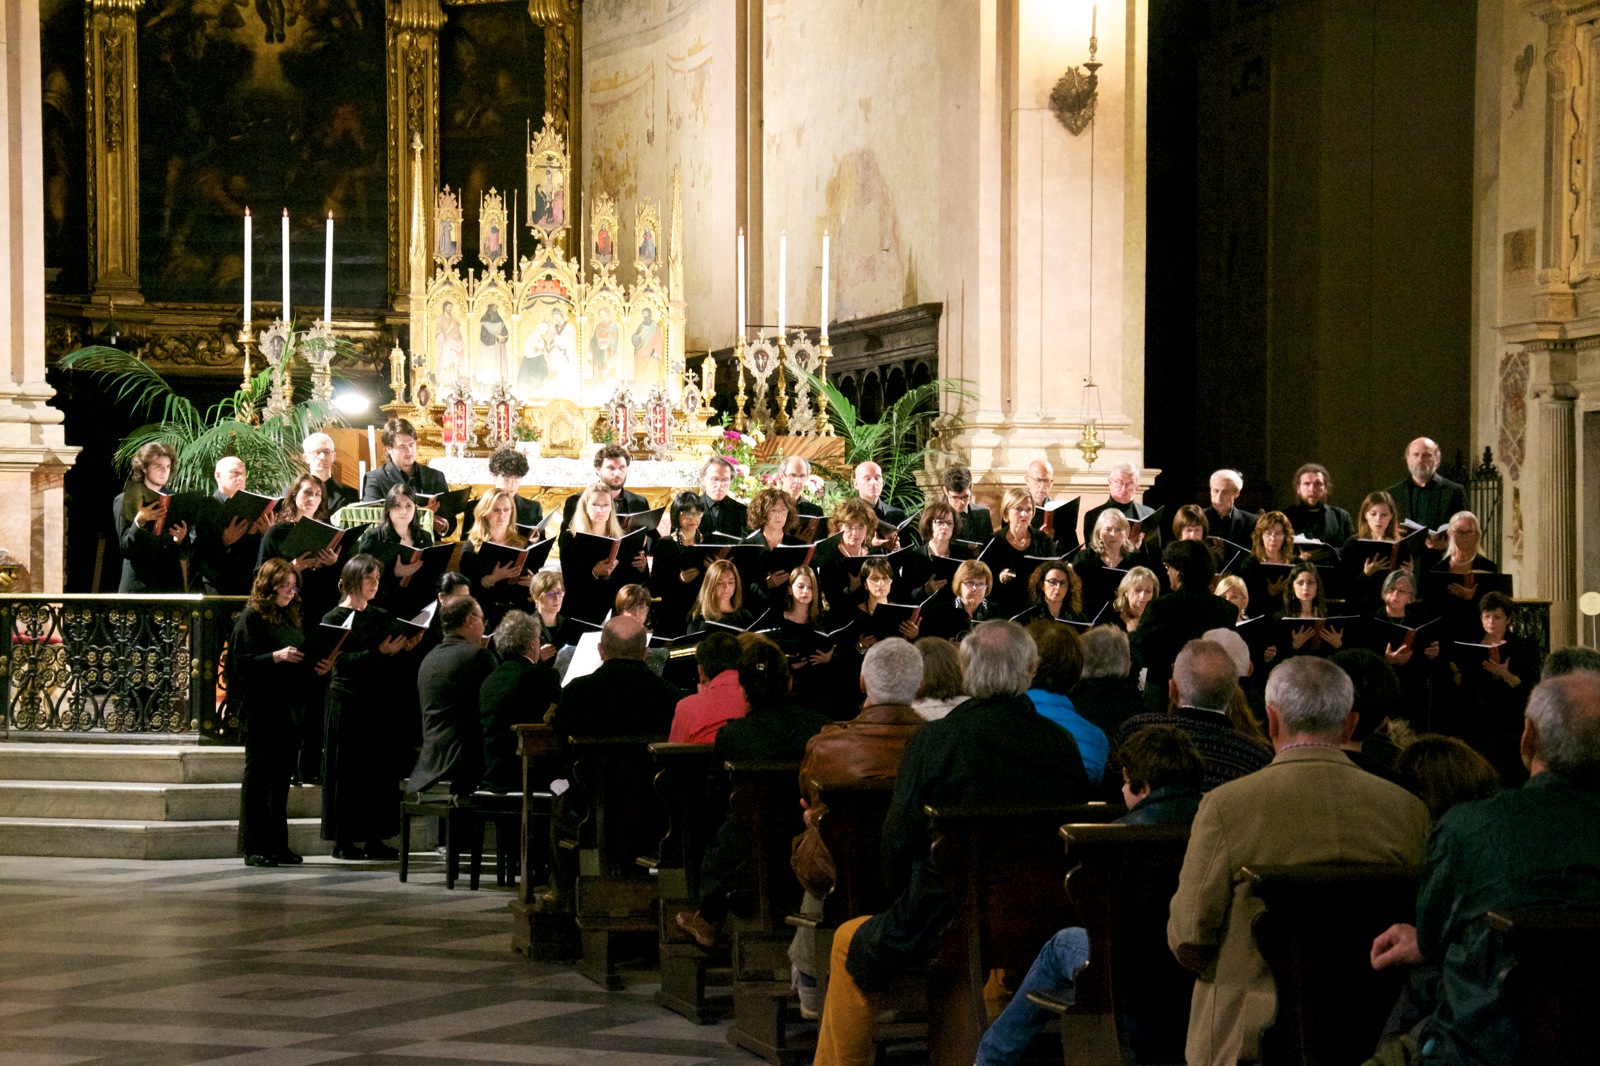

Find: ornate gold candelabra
733;334;749;432
816;335;834;436
773;334;791;434
236;326;258;423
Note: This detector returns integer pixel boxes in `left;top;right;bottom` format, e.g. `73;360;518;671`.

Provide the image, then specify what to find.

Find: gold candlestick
774;335;791;434
733;334;749;433
236;327;258;423
816;336;834;436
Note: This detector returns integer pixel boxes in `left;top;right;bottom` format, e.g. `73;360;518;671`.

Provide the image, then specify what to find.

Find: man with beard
1386;437;1467;549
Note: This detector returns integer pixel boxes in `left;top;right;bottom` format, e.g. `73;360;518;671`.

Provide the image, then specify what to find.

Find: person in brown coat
789;637;928;1017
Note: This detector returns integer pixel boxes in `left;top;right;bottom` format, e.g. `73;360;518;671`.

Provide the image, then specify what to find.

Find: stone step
0;780;322;821
0;743;246;784
0;816;334;860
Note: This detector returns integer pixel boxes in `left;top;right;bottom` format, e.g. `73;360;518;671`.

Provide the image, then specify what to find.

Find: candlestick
358;459;367;487
777;230;787;336
323;213;334;325
243;209;253;326
736;228;746;340
821;230;830;340
367;425;378;467
281;209;290;321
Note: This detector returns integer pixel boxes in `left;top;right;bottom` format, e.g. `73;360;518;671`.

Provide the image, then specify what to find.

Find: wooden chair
1243;863;1421;1066
924;803;1125;1066
509;723;578;961
648;741;727;1024
398;788;529;890
1487;906;1600;1066
1034;822;1193;1066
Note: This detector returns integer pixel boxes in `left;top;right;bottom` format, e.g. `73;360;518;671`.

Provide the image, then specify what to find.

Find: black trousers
240;717;297;856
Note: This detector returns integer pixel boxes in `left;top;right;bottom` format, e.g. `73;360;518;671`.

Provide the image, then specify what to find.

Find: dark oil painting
41;0;88;295
439;2;544;254
136;0;388;310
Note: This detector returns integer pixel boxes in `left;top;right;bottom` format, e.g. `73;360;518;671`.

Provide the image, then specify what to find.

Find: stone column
1534;384;1577;646
0;0;80;590
85;0;142;304
946;0;1152;494
386;0;444;310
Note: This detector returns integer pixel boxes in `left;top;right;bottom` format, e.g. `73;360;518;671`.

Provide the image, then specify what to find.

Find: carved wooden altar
384;117;718;463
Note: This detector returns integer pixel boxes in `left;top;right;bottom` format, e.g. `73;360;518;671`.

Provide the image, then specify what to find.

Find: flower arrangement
514;414;540;442
710;426;765;500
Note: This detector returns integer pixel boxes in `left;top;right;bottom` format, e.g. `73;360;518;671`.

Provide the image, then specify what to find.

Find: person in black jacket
479;610;562;792
811;621;1089;1060
361;418;454;536
1132;539;1240;712
943;465;993;543
229;558;325;867
301;431;359;515
196;456;273;595
1202;468;1259;549
1070;625;1146;740
409;596;496;795
1281;462;1354;551
550;615;680;740
112;441;191;592
560;443;650;528
698;456;748;537
1387;436;1468;540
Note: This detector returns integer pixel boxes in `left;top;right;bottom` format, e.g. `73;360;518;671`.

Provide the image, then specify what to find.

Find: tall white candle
736;228;746;339
777;230;787;336
1091;3;1097;37
821;230;830;340
323;213;334;325
367;425;378;467
281;209;290;321
358;459;367;487
243;209;253;326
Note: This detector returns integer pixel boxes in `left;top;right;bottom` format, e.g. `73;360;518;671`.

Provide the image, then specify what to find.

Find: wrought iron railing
1;594;244;740
1441;447;1504;565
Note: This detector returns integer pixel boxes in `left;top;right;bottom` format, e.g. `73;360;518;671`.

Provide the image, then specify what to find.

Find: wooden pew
924;803;1125;1066
509;723;577;960
648;741;728;1024
720;759;810;1066
567;734;668;989
1030;822;1194;1066
1243;863;1421;1066
1487;906;1600;1066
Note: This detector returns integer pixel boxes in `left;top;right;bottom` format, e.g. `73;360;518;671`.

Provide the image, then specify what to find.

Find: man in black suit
1080;462;1155;551
943;465;993;542
478;609;562;792
196;456;271;595
1282;462;1354;550
1387;436;1468;547
302;431;358;515
550;616;680;740
698;456;749;537
1130;540;1241;712
410;597;497;795
464;446;545;539
561;443;650;528
1202;468;1258;548
362;417;455;536
776;454;826;540
854;460;913;547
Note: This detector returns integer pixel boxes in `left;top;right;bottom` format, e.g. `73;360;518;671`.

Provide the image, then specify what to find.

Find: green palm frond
60;345;205;438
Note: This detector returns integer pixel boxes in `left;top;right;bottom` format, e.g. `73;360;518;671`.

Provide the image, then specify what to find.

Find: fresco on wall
136;0;387;309
438;3;545;252
40;0;88;295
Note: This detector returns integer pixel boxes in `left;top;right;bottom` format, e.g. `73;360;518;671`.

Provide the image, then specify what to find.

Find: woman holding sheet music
687;559;754;634
744;488;805;611
1111;567;1158;634
1261;561;1345;664
894;500;964;602
1012;563;1087;626
811;497;877;613
114;441;190;593
1448;590;1538;781
229;558;325;867
921;558;995;641
559;482;649;624
1172;505;1209;541
461;488;536;631
1370;569;1440;728
650;492;708;639
984;488;1057;615
320;554;418;861
355;484;436;618
527;570;571;662
777;565;840;713
1340;491;1405;612
847;557;919;655
258;476;344;624
1070;509;1136;620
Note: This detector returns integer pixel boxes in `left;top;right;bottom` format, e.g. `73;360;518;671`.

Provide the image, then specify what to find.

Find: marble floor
0;855;757;1066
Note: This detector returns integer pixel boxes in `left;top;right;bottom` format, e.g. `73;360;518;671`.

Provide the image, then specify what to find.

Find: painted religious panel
625;303;667;390
439;3;545;242
41;0;87;295
585;297;626;387
526;117;570;244
430;293;469;385
472;288;515;390
136;0;387;306
517;292;581;403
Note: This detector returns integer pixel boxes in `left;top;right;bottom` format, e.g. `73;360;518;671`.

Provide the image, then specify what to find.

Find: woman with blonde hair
984;487;1058;614
1214;574;1250;622
812;496;878;610
688;558;754;633
460;488;532;630
923;558;994;641
1071;508;1136;619
560;481;646;623
1112;566;1159;634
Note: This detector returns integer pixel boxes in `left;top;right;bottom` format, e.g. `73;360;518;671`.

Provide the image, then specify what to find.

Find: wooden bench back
567;735;665;878
1061;822;1193;1064
810;780;896;925
1488;906;1600;1066
1243;863;1421;1066
724;759;806;934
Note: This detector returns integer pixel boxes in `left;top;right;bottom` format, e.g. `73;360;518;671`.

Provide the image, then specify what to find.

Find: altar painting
517;295;581;402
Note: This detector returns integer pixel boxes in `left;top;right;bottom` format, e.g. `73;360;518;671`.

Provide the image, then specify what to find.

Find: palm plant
58;343;349;494
794;368;974;511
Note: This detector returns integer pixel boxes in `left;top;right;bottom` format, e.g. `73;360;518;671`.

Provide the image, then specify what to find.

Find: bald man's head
854;462;884;504
1524;669;1600;780
1406;438;1441;485
599;614;648;661
214;456;246;498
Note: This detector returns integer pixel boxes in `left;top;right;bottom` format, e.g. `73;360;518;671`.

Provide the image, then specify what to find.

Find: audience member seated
1168;656;1429;1066
812;621;1090;1064
911;636;966;721
1204;626;1269;742
666;632;748;744
1024;621;1108;784
1117;638;1272;791
478;610;562;793
972;724;1206;1065
1393;735;1500;823
1070;626;1145;740
409;597;496;796
1330;648;1406;783
550;616;680;741
675;635;832;946
788;638;928;1015
1366;670;1600;1066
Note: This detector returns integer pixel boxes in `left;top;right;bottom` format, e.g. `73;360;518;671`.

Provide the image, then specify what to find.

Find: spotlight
331;390;372;416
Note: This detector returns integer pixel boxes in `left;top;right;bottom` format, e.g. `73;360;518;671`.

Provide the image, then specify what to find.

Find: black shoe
244;854;279;868
364;842;399;860
274;850;304;865
331;845;367;860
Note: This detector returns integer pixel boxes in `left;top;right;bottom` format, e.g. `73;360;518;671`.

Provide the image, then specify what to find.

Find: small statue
701;353;717;399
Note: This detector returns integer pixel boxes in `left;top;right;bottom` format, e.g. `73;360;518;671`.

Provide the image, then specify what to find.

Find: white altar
428;455;701;491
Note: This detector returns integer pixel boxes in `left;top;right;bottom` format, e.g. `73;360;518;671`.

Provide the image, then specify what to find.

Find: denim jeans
974;926;1091;1065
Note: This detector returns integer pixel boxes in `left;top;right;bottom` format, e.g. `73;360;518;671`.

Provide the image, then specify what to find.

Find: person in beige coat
1167;654;1429;1066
